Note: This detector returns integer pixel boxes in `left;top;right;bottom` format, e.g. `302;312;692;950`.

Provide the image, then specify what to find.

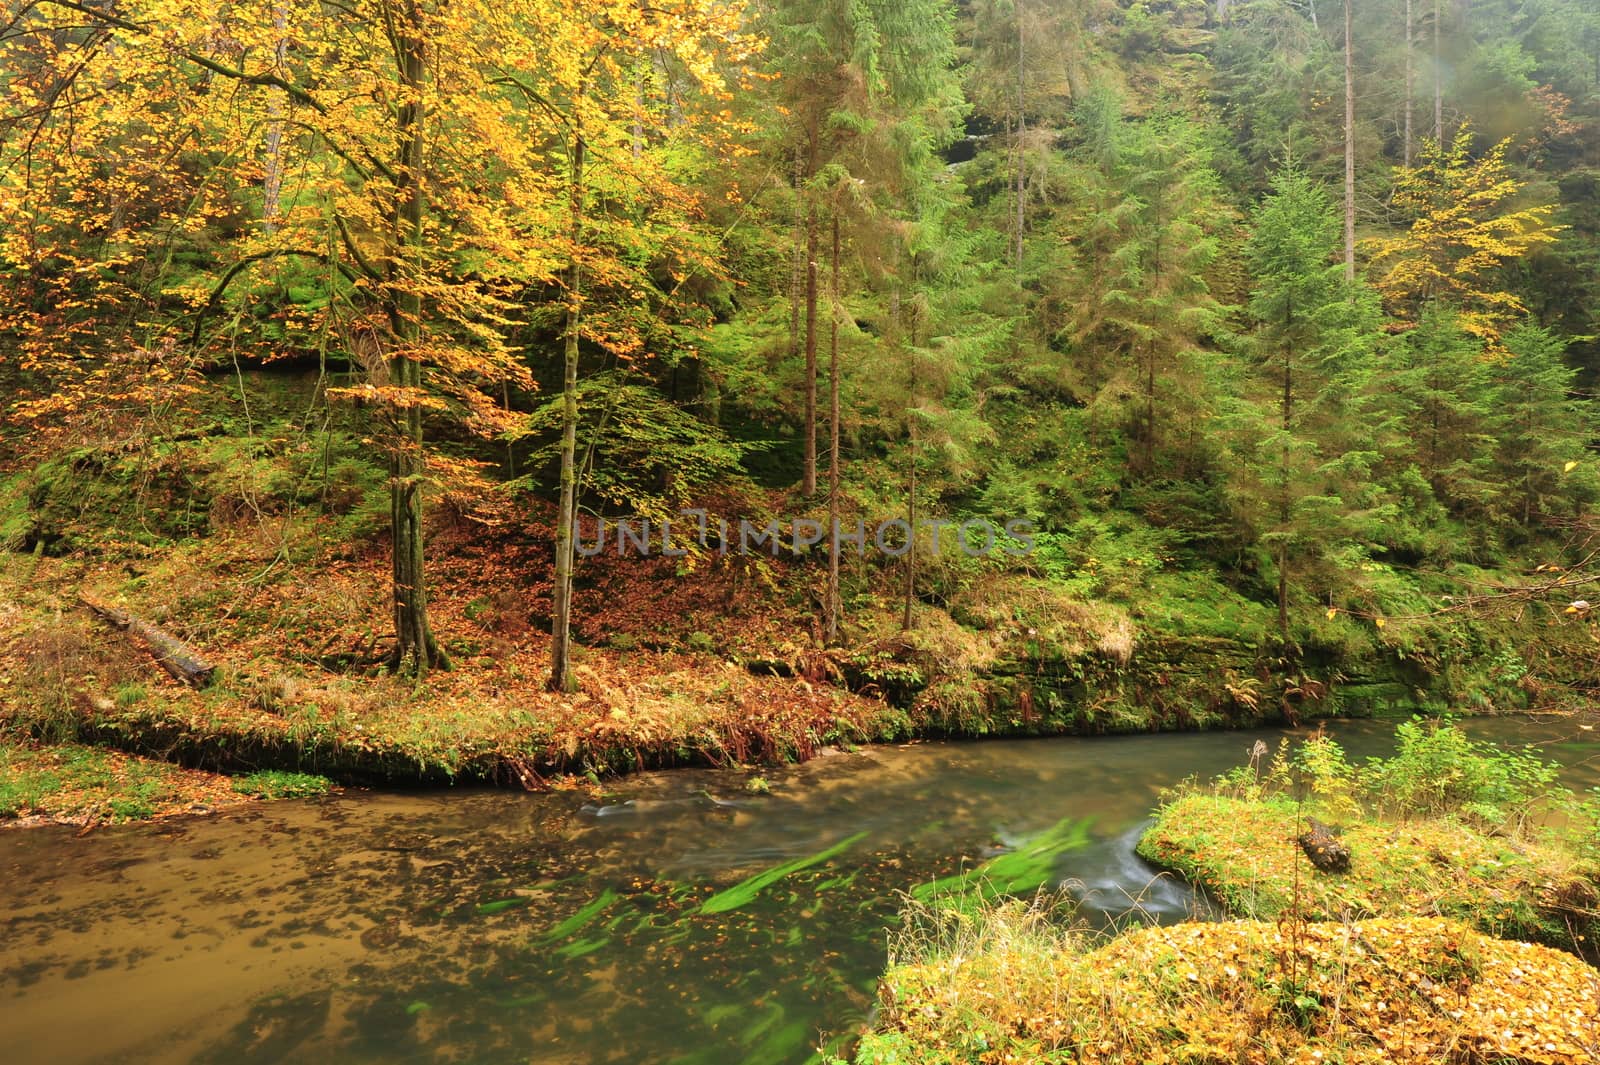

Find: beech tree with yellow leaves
0;0;758;675
1362;127;1562;354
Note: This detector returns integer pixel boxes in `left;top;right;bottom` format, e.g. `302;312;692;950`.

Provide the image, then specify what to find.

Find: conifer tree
1235;166;1382;637
1494;325;1597;531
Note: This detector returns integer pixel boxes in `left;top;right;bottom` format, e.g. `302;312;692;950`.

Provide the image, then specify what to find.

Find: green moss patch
1138;793;1599;959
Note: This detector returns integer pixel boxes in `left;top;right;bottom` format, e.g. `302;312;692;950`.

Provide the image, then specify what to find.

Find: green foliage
1293;731;1362;822
1366;717;1564;824
698;831;868;915
911;817;1093;907
229;770;333;800
512;378;755;518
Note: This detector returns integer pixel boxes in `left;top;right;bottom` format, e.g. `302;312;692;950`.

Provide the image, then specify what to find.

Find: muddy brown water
2;717;1595;1064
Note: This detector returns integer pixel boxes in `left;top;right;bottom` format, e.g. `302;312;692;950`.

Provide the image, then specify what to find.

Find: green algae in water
554;936;610;960
698;831;869;915
476;897;529;916
912;816;1092;903
540;888;621;941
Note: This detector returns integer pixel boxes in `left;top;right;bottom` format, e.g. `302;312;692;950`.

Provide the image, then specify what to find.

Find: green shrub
1365;716;1563;824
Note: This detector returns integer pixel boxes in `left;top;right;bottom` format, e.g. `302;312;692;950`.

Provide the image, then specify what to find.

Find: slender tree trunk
386;0;445;675
1142;345;1156;474
1440;0;1452;140
1403;0;1413;167
549;96;587;694
1344;0;1356;283
802;210;818;497
902;293;917;632
788;145;803;403
261;4;288;233
903;418;916;632
1014;0;1026;282
826;215;842;644
1279;326;1293;640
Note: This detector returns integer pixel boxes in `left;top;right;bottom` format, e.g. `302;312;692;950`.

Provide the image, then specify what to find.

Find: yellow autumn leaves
1363;127;1563;357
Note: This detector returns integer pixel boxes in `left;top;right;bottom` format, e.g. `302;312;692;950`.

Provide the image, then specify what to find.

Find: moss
1138;794;1600;961
229;769;333;799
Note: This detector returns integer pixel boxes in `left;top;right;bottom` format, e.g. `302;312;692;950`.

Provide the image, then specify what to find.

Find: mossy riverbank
843;723;1600;1064
0;741;332;827
1138;792;1600;962
1;526;1592;827
4;420;1597;825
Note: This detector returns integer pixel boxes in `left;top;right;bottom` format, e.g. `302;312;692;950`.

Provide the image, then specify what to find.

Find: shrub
1366;716;1564;825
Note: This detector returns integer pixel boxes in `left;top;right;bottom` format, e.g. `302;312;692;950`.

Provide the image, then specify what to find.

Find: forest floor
0;740;332;828
0;540;903;826
0;495;1589;826
3;404;1594;827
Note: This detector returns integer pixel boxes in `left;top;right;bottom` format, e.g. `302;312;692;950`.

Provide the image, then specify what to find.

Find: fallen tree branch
79;595;217;688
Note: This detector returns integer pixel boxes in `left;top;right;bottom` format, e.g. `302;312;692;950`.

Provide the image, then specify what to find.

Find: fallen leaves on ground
861;917;1600;1065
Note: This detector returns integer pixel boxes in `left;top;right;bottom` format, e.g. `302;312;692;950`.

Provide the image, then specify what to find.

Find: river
2;716;1595;1064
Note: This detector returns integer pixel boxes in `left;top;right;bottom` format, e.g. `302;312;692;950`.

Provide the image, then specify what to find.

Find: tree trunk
826;214;842;644
1403;0;1413;168
386;0;446;676
1279;328;1293;641
549;95;587;694
261;4;288;233
80;596;217;688
1014;0;1026;282
1143;344;1156;475
1440;0;1452;140
1343;0;1356;283
802;210;818;497
788;145;804;415
903;297;917;633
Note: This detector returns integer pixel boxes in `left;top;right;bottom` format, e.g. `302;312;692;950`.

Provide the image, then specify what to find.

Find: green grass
1134;724;1600;961
229;769;333;799
1137;793;1599;958
0;742;242;823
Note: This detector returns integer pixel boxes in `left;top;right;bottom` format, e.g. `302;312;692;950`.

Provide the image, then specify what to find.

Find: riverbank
4;523;1584;810
0;740;333;828
844;907;1600;1064
1137;720;1600;961
5;422;1596;825
843;722;1600;1063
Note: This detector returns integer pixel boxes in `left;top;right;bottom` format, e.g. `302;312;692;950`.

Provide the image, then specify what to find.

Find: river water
2;717;1595;1064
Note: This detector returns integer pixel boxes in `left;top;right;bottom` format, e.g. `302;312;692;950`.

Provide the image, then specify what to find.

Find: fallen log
79;595;217;688
1298;817;1352;873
